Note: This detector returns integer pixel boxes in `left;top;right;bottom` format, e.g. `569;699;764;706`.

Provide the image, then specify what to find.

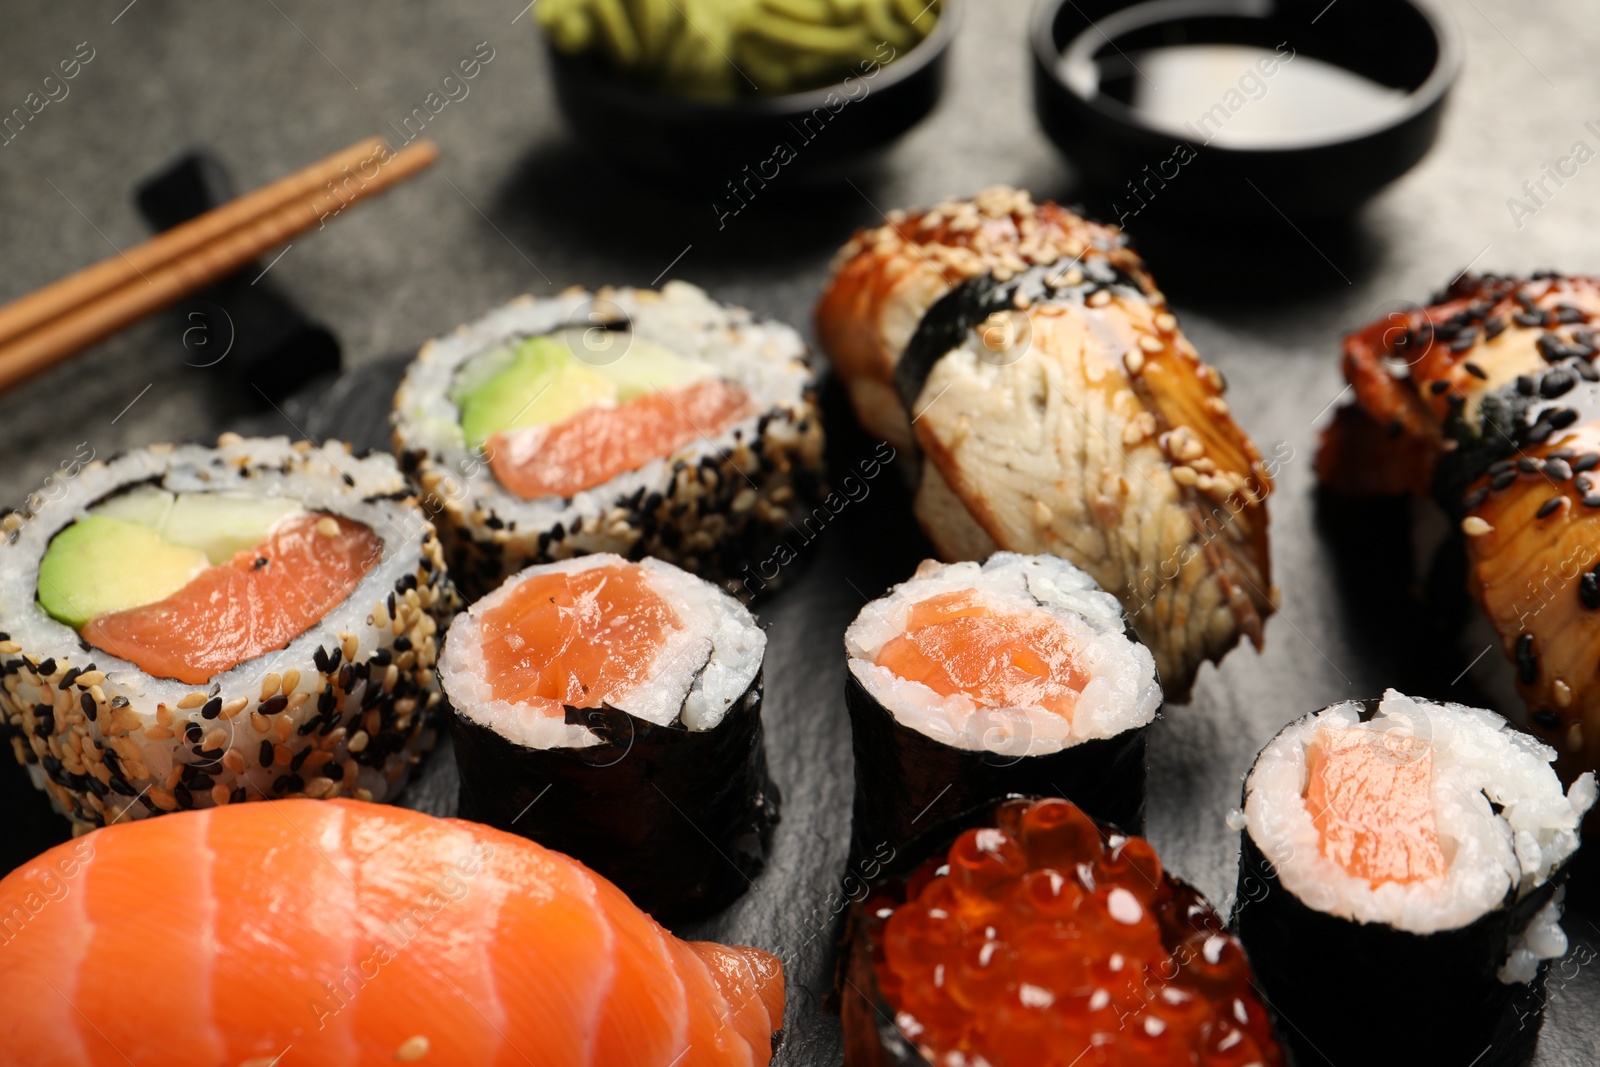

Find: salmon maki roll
816;187;1275;700
1235;690;1596;1067
0;798;785;1066
441;553;775;920
839;795;1285;1067
0;436;455;831
392;281;826;601
844;552;1160;861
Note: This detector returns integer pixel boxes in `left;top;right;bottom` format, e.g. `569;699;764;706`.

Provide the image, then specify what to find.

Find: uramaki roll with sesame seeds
1235;690;1595;1067
0;435;457;832
391;281;826;603
817;188;1277;701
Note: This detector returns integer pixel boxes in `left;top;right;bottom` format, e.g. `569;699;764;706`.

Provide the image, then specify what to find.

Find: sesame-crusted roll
817;187;1275;701
392;281;826;602
0;435;455;831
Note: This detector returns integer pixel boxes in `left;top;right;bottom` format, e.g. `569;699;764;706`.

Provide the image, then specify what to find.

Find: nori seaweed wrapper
894;254;1146;413
844;670;1148;869
451;671;778;922
1233;698;1566;1067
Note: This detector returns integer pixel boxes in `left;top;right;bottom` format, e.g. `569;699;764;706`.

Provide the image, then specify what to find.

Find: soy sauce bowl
1030;0;1460;218
545;3;960;181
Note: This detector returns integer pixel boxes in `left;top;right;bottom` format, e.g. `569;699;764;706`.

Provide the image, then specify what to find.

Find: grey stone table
2;0;1599;1063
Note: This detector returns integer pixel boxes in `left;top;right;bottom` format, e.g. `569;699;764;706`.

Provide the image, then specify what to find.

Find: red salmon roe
870;798;1283;1067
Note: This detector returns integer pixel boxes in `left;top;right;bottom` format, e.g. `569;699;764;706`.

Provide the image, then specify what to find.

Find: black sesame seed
34;709;54;737
1516;376;1536;396
173;784;193;809
1546;458;1573;481
259;740;274;767
36;658;56;678
259;694;289;716
1538;334;1566;360
1541;370;1575;398
1581;573;1600;610
1463;487;1489;510
325;762;344;781
58;667;81;690
1548;408;1579;430
109;776;136;796
1515;633;1538;684
201;697;222;720
273;774;305;794
318;689;336;715
1537;497;1564;519
1576;454;1600;474
184;721;203;743
393;636;411;652
253;557;269;570
1557;305;1586;324
231;786;249;804
1525;422;1554;444
1488;459;1516;475
1485;317;1507;340
1518;457;1544;474
1531;709;1562;730
290;747;311;771
79;692;95;720
1463;361;1488;379
313;647;331;673
1519;311;1547;329
298;716;323;735
1491;470;1518;491
1586;494;1600;508
1577;359;1600;382
1429;379;1450;395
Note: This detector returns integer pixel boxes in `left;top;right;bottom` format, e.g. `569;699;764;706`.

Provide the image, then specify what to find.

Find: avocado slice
451;331;714;447
91;487;301;565
37;516;209;629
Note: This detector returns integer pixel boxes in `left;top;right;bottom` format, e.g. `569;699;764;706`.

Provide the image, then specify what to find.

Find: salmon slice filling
876;590;1090;719
1304;724;1447;886
81;513;381;685
479;562;680;716
487;379;757;500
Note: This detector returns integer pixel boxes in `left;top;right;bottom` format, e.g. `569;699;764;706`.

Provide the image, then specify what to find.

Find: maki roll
0;435;454;831
1235;690;1597;1067
393;281;826;601
845;553;1160;862
817;186;1276;700
840;795;1286;1066
440;552;776;920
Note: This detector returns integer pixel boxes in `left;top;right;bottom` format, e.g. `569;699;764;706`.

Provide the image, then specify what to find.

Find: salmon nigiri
0;799;784;1067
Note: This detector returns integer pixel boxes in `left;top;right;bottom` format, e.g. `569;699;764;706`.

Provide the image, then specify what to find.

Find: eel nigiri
0;799;784;1067
816;186;1276;699
1317;272;1600;796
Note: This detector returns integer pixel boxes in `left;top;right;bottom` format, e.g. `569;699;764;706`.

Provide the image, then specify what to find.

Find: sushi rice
0;435;456;830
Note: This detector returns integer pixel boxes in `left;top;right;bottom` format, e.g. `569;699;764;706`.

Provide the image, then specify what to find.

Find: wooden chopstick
0;137;438;394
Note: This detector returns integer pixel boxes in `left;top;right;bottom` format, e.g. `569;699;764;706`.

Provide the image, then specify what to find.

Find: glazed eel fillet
816;187;1275;699
1319;271;1600;788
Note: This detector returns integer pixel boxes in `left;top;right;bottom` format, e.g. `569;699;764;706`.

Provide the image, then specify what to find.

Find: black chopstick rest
135;151;341;402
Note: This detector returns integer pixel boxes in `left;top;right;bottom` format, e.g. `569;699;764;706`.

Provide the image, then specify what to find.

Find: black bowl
1030;0;1460;219
545;3;960;181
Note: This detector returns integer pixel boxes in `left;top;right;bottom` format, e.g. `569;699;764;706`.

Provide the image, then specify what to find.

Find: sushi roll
1235;690;1597;1067
839;795;1286;1067
392;281;826;601
0;798;786;1065
817;187;1276;700
0;435;454;831
845;553;1160;863
440;552;776;920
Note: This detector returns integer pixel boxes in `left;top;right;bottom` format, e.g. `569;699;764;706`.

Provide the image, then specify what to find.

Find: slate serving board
2;0;1599;1063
